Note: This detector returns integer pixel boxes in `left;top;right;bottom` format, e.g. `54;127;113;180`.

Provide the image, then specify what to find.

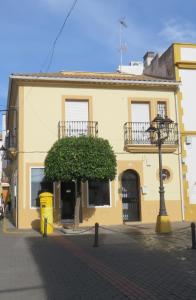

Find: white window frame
87;180;112;208
30;166;45;209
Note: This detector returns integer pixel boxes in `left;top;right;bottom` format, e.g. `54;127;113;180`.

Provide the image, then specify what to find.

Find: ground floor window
88;180;110;207
30;168;44;208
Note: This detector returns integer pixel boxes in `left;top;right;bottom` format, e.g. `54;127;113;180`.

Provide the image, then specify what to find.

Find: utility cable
12;0;79;137
42;0;78;72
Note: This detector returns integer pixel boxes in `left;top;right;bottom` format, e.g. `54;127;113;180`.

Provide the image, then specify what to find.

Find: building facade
6;71;182;229
144;43;196;221
0;114;10;200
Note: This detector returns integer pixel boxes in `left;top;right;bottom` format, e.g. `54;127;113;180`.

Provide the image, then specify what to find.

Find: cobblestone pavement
0;219;196;300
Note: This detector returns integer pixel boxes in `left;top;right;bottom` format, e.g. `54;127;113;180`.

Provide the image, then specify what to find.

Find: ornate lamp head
152;114;164;124
146;124;157;144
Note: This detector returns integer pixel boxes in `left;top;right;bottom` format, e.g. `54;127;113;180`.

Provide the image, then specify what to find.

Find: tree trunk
73;180;81;230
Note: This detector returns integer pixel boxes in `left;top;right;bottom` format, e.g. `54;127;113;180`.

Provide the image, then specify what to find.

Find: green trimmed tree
44;136;117;227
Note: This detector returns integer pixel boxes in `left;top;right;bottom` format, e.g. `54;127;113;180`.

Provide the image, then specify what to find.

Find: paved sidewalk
0;218;196;299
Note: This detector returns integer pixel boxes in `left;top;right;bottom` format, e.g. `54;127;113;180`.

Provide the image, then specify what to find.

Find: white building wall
2;114;6;142
179;69;196;131
179;68;196;203
0;137;2;182
0;114;6;182
185;137;196;203
181;48;196;61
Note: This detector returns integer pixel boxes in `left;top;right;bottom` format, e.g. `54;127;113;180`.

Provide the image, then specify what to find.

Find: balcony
124;122;178;153
58;121;98;139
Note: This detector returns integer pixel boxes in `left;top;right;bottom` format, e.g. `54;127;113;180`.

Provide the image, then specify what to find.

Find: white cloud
159;19;196;42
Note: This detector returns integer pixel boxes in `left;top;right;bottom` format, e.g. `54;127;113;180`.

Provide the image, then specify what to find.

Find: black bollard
93;222;99;247
43;218;48;238
191;222;196;249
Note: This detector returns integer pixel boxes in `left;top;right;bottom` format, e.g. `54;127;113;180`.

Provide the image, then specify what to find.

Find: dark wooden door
122;170;140;221
61;181;75;219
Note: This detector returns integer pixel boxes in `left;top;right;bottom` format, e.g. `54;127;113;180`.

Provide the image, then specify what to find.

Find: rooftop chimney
143;51;156;68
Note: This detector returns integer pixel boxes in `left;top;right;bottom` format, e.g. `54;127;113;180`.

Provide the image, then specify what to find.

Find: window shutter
131;103;150;122
65;101;88;121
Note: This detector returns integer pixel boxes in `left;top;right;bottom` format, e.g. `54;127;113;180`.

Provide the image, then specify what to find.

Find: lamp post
147;114;174;233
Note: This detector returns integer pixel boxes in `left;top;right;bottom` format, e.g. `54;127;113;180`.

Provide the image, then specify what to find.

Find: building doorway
121;169;140;221
61;181;75;220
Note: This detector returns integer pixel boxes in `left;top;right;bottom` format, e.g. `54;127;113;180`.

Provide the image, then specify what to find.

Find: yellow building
6;71;183;229
144;43;196;221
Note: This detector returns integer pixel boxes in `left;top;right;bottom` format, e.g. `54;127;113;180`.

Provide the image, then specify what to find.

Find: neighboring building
0;132;2;186
6;71;181;229
0;114;10;200
144;43;196;221
117;61;144;75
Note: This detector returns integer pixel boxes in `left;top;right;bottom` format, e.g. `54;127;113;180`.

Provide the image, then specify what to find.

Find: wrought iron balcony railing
58;121;98;139
124;122;178;146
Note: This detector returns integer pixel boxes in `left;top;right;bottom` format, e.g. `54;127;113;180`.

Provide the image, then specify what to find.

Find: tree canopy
44;136;117;182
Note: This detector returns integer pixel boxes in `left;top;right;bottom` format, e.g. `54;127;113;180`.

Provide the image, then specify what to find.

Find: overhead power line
4;1;78;137
43;0;78;72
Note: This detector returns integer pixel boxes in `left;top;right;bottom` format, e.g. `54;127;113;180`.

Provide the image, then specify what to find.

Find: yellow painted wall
15;83;182;228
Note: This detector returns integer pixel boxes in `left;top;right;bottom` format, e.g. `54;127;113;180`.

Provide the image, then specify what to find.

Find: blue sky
1;0;196;111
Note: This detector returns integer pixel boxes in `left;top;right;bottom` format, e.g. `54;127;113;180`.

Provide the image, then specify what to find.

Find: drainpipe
175;91;185;220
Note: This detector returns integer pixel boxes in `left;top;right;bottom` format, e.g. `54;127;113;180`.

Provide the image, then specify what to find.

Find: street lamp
146;114;174;233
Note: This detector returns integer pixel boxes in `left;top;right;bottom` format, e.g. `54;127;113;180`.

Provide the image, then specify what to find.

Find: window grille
157;102;166;118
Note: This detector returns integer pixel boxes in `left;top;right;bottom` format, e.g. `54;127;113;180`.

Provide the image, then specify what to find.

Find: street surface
0;218;196;299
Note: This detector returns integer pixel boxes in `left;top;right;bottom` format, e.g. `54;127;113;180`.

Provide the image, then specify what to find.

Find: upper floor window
131;102;150;143
157;102;167;118
65;100;89;122
131;102;150;123
65;100;89;136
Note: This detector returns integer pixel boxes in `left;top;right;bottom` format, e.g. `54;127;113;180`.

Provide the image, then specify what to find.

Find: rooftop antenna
119;18;128;71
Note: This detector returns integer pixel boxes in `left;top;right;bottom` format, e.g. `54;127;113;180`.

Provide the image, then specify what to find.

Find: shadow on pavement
24;223;196;300
25;234;131;300
0;219;194;300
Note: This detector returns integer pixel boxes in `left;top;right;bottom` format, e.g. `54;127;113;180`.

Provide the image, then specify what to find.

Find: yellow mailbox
40;192;53;235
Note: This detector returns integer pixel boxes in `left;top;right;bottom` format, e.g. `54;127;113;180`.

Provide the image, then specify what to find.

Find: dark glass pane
31;168;44;207
122;170;137;181
41;180;53;193
89;180;110;206
157;102;166;118
121;169;140;221
122;170;139;203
